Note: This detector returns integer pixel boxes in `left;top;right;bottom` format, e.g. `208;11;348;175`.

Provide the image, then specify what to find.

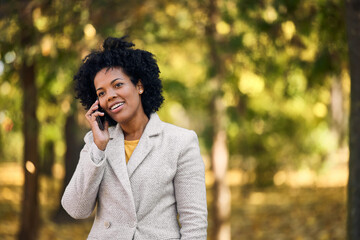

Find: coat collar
108;112;162;140
106;112;163;181
126;112;162;178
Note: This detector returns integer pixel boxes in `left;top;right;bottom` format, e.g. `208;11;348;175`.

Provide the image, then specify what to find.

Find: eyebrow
96;78;123;92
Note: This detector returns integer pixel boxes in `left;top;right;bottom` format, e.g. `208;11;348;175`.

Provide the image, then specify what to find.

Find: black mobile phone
96;116;105;130
95;102;106;130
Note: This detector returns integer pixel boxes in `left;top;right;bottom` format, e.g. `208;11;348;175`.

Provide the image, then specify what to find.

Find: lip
109;101;125;113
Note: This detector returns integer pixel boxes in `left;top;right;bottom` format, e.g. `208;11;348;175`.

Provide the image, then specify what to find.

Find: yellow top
124;139;140;163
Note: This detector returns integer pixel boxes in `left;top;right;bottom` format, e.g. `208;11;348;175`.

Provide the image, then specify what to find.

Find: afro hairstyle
74;36;164;126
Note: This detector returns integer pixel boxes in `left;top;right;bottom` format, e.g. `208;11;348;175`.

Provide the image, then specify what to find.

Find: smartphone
96;116;105;130
95;101;106;130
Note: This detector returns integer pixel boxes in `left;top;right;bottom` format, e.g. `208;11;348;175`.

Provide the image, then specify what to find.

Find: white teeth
110;102;124;110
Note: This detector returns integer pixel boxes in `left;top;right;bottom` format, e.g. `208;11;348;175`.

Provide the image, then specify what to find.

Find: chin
112;114;132;124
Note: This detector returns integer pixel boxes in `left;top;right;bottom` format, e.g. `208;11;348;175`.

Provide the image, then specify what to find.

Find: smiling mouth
110;102;124;110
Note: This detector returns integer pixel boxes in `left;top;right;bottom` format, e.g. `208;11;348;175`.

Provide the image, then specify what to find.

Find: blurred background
0;0;353;239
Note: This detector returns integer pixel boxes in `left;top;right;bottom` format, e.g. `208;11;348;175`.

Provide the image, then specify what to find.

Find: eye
98;91;105;97
115;82;123;88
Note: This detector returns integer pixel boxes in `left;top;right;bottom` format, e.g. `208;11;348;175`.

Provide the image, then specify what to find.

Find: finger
89;111;104;123
90;100;100;112
86;100;101;118
89;99;100;111
91;99;99;106
91;111;104;117
86;109;104;123
85;109;93;119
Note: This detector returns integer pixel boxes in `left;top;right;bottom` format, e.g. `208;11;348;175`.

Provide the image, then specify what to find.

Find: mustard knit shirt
124;139;140;163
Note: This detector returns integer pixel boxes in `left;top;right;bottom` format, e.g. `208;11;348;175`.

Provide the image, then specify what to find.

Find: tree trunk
206;0;231;239
211;100;231;240
17;1;40;239
330;75;346;147
53;111;84;222
18;62;40;240
345;0;360;239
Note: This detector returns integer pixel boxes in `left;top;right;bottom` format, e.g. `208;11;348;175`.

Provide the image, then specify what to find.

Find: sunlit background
0;0;349;239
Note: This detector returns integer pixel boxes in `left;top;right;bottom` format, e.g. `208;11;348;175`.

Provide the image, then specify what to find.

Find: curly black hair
74;36;164;126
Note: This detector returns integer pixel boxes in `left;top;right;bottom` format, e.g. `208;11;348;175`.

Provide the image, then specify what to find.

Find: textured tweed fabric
61;113;208;239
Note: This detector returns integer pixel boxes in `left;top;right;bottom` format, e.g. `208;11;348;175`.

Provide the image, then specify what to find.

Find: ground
0;163;346;240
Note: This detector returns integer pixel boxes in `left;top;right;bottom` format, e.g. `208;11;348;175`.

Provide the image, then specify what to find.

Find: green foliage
0;0;349;186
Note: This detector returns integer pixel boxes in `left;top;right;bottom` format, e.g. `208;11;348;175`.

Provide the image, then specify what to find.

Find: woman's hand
85;100;110;151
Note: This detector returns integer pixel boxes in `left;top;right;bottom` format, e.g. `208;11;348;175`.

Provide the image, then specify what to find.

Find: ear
137;80;144;94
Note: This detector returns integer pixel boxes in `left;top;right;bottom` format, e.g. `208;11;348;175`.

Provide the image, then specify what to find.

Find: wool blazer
61;113;208;240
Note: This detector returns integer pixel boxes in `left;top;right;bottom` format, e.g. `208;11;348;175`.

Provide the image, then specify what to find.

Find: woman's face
94;67;145;125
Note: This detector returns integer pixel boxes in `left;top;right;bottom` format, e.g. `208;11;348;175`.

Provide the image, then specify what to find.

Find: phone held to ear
96;116;105;130
95;102;106;131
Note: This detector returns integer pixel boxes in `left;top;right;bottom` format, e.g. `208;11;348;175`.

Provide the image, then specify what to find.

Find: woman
61;36;208;240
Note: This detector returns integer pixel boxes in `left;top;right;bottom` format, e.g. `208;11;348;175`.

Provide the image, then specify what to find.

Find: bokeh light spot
25;161;36;174
84;24;96;39
4;51;16;64
216;21;231;35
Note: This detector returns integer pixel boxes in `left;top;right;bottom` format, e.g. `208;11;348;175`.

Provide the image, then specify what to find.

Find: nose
107;89;117;101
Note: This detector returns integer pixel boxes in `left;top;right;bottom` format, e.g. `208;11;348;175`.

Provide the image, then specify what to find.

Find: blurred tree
205;0;231;239
315;0;348;147
41;140;55;176
345;0;360;239
229;0;348;186
16;1;40;239
0;0;96;236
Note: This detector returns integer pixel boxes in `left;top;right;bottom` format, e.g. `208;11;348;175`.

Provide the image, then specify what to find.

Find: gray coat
61;113;208;240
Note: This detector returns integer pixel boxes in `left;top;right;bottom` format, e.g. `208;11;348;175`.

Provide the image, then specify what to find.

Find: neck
121;113;149;141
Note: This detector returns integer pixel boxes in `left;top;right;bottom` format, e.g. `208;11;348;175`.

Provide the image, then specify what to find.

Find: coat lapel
127;113;162;178
106;124;133;195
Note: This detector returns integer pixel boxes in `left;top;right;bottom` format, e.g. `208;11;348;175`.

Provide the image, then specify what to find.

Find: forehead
94;67;129;86
95;67;126;79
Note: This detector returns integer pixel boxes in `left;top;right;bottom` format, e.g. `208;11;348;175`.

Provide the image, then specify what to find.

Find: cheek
99;99;106;110
131;93;142;106
127;89;140;102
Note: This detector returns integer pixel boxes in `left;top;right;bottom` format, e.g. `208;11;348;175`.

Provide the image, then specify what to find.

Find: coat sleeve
61;132;107;219
174;131;208;240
